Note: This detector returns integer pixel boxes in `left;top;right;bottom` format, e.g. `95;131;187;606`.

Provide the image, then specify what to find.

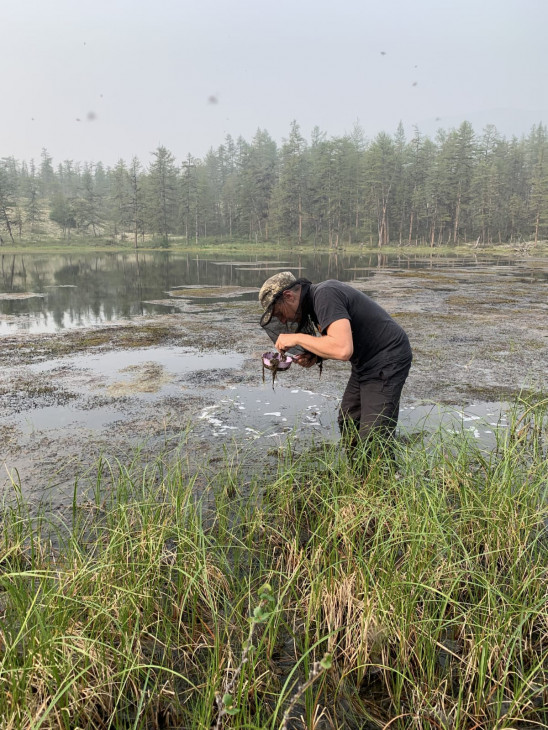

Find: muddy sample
262;351;294;388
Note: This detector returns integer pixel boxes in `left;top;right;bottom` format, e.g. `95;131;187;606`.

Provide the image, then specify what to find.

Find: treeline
1;120;547;247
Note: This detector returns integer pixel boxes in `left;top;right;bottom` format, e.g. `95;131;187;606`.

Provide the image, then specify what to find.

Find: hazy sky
3;0;548;167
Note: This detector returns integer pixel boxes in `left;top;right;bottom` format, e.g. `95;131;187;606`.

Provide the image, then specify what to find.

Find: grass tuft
0;398;546;728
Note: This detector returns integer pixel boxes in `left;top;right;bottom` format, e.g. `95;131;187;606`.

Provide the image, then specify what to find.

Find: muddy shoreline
1;258;546;506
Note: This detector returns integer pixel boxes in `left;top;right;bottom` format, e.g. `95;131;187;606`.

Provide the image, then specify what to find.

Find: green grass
0;399;547;729
3;236;547;258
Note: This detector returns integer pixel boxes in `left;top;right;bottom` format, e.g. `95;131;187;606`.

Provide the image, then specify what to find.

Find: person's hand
294;353;318;368
275;333;299;352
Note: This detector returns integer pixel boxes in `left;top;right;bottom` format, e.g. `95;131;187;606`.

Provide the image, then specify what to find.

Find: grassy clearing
0;400;547;729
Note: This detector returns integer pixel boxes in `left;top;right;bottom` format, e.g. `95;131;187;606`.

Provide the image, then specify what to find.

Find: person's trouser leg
338;364;411;468
338;370;362;453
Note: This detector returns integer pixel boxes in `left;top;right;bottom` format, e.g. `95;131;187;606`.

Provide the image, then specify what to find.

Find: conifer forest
1;120;547;247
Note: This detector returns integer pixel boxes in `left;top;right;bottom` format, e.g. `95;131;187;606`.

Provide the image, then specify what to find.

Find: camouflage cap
258;271;297;310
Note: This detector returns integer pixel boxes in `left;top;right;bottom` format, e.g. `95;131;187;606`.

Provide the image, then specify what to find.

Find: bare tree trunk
453;188;461;244
408;210;414;246
0;204;15;244
378;204;386;248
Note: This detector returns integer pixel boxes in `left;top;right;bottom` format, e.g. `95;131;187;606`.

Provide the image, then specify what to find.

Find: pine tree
109;159;132;239
49;193;76;238
201;149;224;238
406;127;437;245
472;125;503;244
180;153;198;243
39;148;55;198
75;164;104;236
128;157;145;247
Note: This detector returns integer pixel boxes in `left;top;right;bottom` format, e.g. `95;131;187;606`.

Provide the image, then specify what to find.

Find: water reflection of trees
1;254;27;292
2;251;523;332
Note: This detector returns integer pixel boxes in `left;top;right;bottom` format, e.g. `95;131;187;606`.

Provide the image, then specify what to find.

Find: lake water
0;249;530;334
5;341;510;453
1;248;546;489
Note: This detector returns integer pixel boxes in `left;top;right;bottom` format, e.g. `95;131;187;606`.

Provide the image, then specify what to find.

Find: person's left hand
294;353;318;368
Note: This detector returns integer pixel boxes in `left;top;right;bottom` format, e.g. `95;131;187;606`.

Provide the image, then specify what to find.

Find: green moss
447;295;474;307
76;325;174;350
393;270;459;284
169;286;253;298
390;311;422;319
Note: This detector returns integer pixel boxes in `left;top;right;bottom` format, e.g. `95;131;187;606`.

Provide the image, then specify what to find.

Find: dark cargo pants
338;362;411;461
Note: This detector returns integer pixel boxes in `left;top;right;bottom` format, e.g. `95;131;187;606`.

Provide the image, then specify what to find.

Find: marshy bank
0;401;547;729
1;249;547;506
0;248;547;726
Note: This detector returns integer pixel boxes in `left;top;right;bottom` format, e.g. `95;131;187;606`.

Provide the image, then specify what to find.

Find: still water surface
14;344;509;451
2;249;544;486
0;249;520;334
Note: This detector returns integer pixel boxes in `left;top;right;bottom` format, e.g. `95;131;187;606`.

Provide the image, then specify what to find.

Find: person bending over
259;271;412;463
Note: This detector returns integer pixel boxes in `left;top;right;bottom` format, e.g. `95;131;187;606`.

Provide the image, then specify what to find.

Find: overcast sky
3;0;547;167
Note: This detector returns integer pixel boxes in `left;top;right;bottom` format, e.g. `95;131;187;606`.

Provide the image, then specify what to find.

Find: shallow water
30;346;244;383
3;250;543;334
12;347;244;434
195;385;511;451
8;342;510;451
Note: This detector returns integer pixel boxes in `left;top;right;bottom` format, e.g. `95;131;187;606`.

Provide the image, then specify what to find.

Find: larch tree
528;124;548;246
147;146;178;245
128;157;145;247
271;121;308;243
239;129;277;241
365;132;397;248
0;159;18;243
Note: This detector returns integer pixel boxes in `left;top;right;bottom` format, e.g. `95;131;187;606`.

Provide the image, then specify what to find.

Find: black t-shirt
311;280;412;379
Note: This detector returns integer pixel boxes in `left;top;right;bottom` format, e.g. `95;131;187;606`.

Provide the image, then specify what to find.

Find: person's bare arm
275;318;353;362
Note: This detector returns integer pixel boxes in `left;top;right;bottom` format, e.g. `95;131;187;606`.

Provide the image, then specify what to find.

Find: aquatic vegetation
0;398;546;728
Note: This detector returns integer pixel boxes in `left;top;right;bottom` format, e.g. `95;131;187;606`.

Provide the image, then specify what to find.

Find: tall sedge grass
0;398;546;729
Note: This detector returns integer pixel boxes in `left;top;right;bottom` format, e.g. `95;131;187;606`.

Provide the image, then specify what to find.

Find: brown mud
1;259;546;508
